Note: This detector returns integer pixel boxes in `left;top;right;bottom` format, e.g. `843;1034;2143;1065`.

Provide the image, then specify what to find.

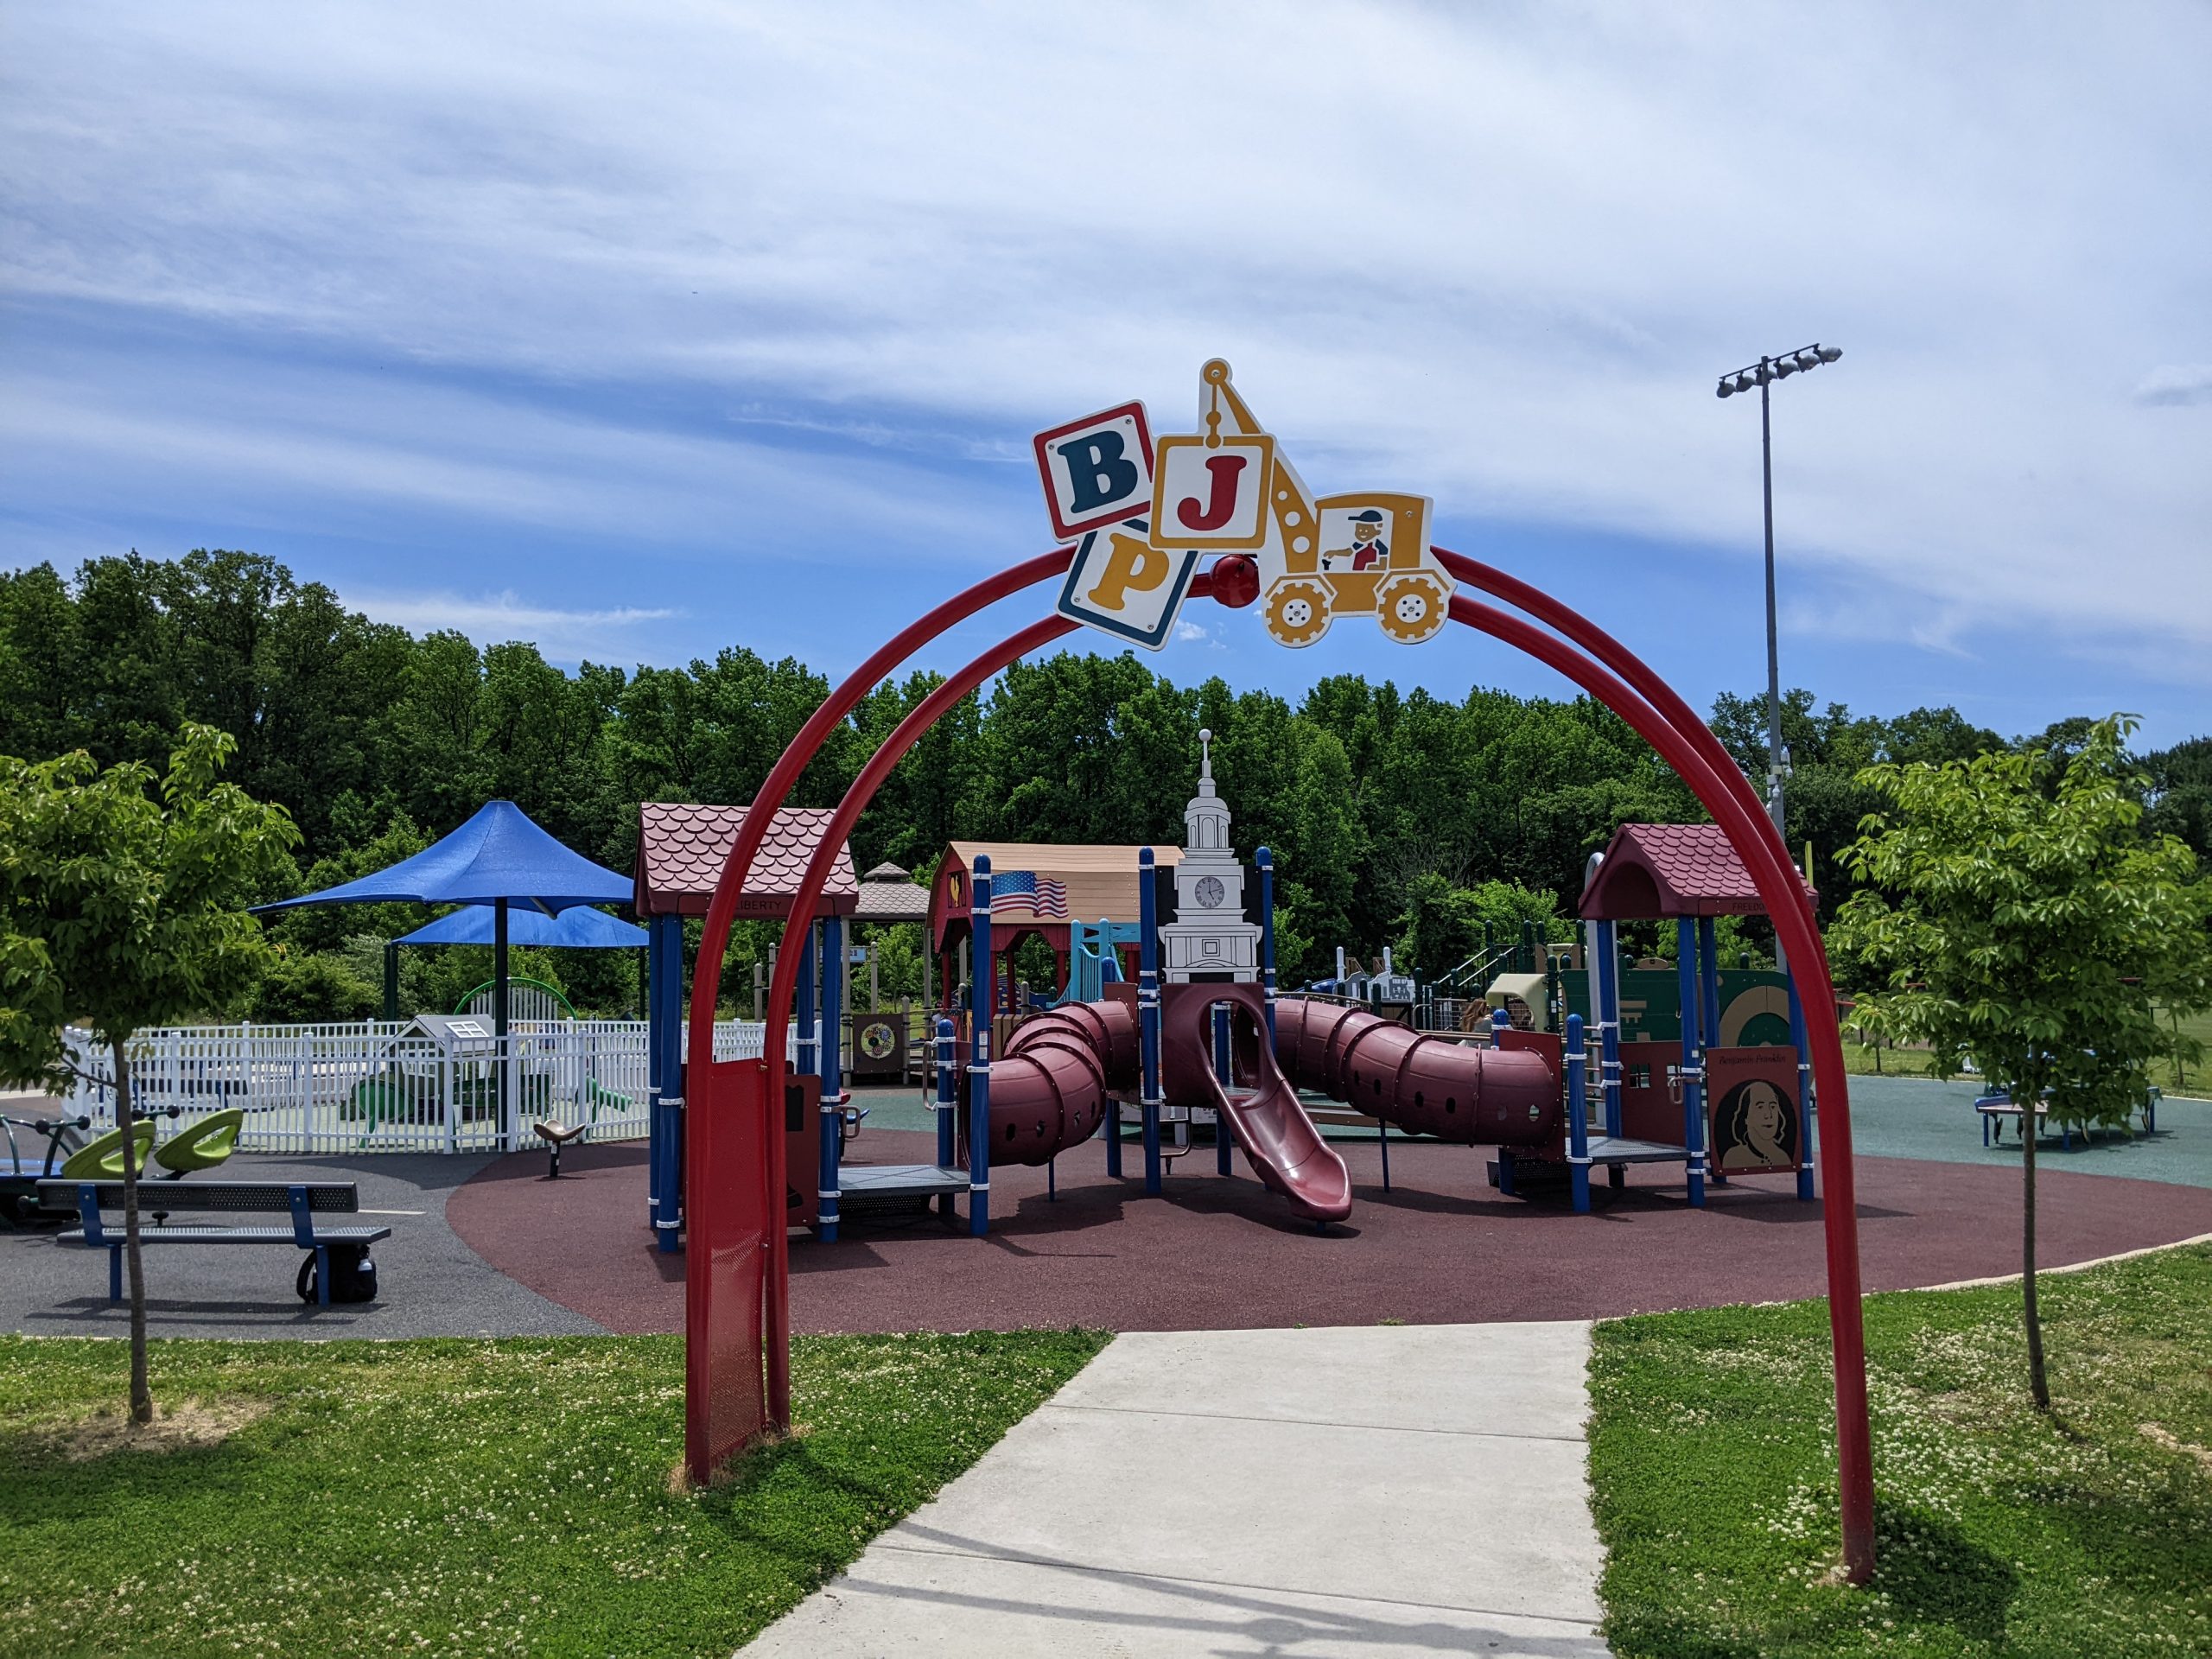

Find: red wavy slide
1159;983;1353;1223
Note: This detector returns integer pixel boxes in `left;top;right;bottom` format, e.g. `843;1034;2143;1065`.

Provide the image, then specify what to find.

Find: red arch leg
1446;591;1872;1582
753;614;1082;1423
682;550;1073;1477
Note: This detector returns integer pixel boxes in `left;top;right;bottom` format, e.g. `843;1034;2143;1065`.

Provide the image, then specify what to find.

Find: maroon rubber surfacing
447;1130;2212;1338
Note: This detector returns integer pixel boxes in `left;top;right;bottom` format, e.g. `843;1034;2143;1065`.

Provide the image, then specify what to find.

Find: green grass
1840;1034;1944;1079
1840;1006;2211;1098
1589;1243;2212;1657
0;1327;1109;1658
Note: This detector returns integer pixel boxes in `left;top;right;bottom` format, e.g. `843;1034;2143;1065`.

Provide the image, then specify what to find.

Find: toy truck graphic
1186;361;1452;646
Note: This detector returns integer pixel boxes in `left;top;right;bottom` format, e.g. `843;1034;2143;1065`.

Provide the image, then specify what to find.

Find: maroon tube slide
1272;996;1560;1145
973;998;1137;1166
1158;983;1353;1223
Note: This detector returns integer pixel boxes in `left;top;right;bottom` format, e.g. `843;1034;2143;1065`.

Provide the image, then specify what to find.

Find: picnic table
1975;1088;2160;1148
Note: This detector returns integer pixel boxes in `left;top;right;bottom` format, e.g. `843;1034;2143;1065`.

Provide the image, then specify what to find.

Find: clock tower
1159;728;1263;983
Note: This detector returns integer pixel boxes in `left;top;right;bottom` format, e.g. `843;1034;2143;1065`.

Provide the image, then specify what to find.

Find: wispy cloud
1;2;2207;722
341;587;674;663
2134;365;2212;407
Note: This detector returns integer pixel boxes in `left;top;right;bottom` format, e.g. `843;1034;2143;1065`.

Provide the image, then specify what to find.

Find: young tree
0;725;297;1422
1830;715;2212;1410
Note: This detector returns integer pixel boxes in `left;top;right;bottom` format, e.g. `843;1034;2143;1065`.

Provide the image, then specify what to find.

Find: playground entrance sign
1035;360;1455;651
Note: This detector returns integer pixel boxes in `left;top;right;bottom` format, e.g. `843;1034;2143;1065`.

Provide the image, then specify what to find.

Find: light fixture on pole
1714;341;1842;843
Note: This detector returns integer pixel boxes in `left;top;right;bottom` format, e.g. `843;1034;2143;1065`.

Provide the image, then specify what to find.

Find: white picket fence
61;1018;785;1155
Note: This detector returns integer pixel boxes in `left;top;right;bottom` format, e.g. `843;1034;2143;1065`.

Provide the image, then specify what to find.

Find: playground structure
921;739;1576;1226
714;743;1804;1239
673;359;1876;1580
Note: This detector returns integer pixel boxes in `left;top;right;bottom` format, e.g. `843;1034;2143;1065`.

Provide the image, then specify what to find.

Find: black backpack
296;1243;379;1304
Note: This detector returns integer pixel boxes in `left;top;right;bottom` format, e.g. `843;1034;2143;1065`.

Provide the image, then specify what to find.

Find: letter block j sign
1150;432;1274;550
1034;403;1154;542
1055;518;1199;652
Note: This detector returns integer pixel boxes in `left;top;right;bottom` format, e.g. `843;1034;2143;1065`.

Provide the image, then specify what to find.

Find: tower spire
1198;727;1213;790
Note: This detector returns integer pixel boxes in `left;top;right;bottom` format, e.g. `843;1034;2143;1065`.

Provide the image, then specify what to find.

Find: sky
3;3;2207;747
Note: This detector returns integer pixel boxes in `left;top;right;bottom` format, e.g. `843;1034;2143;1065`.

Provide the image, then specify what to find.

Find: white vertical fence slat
61;1019;786;1154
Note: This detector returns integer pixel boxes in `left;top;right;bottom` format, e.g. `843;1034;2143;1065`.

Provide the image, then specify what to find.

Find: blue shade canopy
393;906;646;950
256;800;632;915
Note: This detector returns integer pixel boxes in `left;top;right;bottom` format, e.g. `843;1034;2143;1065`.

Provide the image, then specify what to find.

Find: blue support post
934;1016;957;1166
1677;918;1707;1207
968;857;994;1236
646;915;665;1234
796;923;818;1104
1138;847;1163;1197
1787;965;1815;1201
1567;1013;1592;1213
817;915;845;1242
1100;933;1124;1179
933;1014;957;1217
648;913;685;1253
1212;1002;1234;1176
1101;1087;1124;1178
1596;920;1623;1138
1699;916;1726;1185
1491;1007;1517;1196
1698;915;1722;1057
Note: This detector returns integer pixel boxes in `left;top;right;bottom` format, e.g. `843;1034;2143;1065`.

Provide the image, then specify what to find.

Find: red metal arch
683;551;1875;1580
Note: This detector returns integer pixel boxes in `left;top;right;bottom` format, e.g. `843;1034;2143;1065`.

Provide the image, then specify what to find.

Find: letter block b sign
1034;403;1154;542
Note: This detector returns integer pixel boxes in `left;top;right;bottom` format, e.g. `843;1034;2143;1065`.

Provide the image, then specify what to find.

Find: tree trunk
114;1040;153;1424
2021;1103;2050;1412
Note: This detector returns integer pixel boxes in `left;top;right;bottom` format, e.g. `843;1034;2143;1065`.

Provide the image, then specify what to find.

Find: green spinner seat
57;1122;157;1180
154;1108;244;1176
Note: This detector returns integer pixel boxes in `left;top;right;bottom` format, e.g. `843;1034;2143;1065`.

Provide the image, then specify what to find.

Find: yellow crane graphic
1180;359;1452;646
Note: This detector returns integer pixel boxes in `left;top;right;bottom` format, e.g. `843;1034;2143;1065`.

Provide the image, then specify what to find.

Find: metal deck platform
1583;1135;1693;1165
836;1163;971;1199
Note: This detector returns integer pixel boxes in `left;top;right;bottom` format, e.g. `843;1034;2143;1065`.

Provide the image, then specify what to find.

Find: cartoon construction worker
1323;509;1389;572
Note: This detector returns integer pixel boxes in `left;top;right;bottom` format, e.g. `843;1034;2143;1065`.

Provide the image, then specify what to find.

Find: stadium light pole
1716;343;1842;841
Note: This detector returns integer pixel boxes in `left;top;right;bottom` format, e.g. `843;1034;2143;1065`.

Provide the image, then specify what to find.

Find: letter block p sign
1054;518;1199;652
1034;402;1154;542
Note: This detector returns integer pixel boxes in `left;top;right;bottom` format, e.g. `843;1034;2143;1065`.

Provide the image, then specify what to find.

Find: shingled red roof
633;802;857;918
1578;823;1814;919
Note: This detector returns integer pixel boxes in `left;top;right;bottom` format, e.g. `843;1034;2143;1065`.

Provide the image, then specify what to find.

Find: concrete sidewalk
744;1320;1610;1657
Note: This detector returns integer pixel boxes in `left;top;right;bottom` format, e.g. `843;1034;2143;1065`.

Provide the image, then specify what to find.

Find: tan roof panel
931;842;1183;939
945;842;1184;874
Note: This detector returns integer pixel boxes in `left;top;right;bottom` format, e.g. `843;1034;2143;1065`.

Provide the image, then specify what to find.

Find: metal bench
38;1179;391;1307
1976;1087;2160;1148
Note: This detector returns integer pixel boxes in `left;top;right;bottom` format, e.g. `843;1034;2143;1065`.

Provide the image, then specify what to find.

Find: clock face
1194;874;1225;910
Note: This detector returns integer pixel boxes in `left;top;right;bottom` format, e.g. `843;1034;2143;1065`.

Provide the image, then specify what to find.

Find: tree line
3;548;2205;1013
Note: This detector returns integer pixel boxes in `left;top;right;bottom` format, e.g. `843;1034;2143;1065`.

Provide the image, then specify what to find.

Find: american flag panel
990;869;1070;918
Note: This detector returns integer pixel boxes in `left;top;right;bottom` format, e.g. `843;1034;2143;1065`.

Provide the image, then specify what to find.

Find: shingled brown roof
1578;823;1815;920
855;864;931;924
633;802;857;918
